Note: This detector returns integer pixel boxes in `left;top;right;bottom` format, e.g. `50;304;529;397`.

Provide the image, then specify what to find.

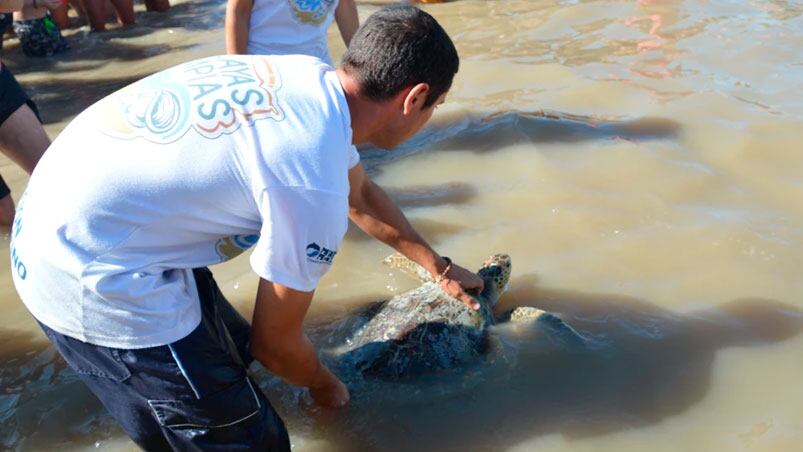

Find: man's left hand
439;263;484;310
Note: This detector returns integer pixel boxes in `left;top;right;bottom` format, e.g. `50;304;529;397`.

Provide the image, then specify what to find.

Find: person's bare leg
67;0;89;27
0;104;50;174
51;3;70;29
0;194;15;227
109;0;134;26
81;0;107;31
144;0;170;12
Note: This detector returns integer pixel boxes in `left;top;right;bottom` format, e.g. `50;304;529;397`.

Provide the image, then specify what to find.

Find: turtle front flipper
383;253;435;283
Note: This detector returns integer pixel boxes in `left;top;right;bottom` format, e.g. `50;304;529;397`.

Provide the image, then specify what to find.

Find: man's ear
402;83;431;115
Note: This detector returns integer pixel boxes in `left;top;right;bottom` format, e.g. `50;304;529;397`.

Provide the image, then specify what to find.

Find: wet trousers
39;268;291;451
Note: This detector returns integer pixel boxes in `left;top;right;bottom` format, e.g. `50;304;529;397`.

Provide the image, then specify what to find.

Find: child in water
226;0;358;65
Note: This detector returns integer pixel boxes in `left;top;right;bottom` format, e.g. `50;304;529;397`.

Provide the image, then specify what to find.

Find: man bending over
11;6;480;450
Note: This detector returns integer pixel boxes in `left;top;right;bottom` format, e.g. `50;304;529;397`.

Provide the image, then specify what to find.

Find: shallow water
1;0;802;450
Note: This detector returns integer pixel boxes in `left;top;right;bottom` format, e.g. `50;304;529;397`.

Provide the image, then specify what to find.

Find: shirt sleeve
250;186;349;292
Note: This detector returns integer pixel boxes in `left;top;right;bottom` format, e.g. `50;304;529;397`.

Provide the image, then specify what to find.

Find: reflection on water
2;0;803;450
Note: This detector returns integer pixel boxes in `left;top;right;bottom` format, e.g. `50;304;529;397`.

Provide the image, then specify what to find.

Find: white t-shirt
11;54;359;349
247;0;340;64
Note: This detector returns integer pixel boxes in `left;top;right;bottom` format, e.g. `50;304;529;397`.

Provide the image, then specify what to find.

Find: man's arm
225;0;253;54
348;163;484;309
250;278;349;407
334;0;358;47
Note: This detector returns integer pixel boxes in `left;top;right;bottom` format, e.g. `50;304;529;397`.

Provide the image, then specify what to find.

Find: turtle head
477;254;512;307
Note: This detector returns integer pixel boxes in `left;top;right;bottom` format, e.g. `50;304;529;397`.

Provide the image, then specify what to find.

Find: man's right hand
251;279;350;409
309;376;350;408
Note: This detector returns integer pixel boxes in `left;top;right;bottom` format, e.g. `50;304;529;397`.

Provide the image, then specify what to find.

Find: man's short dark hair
341;5;459;108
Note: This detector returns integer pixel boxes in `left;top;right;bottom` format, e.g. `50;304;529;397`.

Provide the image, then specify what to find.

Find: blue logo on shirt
289;0;335;25
215;234;260;261
306;242;336;265
9;195;28;280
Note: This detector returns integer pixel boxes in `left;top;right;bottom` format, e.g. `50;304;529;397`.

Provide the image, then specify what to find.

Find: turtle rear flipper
503;306;589;346
507;306;548;322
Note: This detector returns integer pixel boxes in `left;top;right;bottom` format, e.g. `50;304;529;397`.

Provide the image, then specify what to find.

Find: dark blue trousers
39;268;290;451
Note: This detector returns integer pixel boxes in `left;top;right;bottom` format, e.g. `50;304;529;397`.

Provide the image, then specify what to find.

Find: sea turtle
336;253;587;379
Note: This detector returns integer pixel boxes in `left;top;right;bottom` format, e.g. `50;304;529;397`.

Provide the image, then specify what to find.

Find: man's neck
336;68;388;145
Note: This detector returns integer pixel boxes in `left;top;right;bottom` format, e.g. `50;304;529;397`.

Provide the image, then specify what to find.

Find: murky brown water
2;0;802;450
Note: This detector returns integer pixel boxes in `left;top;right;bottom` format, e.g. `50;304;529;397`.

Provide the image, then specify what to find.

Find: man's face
370;91;447;150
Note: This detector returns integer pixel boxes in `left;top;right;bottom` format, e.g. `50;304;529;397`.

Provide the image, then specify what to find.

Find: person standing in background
80;0;134;31
81;0;170;33
11;0;70;57
0;0;51;226
226;0;358;65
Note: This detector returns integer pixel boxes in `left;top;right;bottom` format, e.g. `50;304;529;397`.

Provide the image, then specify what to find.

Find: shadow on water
3;39;191;70
344;215;466;245
23;75;146;125
443;111;681;149
3;35;197;125
360;110;682;173
340;182;474;244
4;41;188;125
386;182;477;209
294;274;802;451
